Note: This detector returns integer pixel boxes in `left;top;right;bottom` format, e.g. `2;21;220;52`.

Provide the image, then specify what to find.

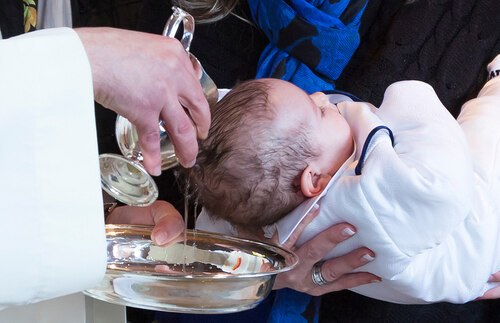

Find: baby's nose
310;92;329;105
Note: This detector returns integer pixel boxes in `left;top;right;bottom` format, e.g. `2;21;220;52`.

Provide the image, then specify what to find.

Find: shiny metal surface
84;225;298;314
164;6;219;107
99;154;158;206
115;117;177;171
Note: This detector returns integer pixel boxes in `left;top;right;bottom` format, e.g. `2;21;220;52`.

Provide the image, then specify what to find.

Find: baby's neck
330;138;355;176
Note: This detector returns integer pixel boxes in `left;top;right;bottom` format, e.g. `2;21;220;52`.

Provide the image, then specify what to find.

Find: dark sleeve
336;0;500;118
0;0;23;38
324;1;500;321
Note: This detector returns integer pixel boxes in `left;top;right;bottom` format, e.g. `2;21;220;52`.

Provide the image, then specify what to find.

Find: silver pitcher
100;6;218;207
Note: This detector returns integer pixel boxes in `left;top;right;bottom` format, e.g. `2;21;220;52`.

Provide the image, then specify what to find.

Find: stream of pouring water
180;172;199;272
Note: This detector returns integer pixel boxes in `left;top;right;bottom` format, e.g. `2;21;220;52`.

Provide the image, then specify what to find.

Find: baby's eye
319;106;326;116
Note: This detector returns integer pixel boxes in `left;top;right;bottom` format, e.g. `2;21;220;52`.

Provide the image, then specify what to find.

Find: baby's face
266;79;353;175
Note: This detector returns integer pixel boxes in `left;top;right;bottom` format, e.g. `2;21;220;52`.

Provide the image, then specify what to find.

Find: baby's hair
192;79;320;229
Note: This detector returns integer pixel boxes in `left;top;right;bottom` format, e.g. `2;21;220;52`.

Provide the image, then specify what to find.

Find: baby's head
191;78;353;230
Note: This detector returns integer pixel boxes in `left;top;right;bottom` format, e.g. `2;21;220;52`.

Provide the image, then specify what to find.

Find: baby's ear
300;165;330;197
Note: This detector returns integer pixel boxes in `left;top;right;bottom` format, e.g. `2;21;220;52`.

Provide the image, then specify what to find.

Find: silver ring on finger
311;261;328;286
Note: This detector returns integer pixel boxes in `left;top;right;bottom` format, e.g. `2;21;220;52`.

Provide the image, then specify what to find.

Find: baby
191;55;500;304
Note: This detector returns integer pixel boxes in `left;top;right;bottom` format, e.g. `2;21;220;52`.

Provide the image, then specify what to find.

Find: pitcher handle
162;6;195;52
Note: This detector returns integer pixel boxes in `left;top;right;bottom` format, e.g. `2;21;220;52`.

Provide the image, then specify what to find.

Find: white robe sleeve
0;28;106;309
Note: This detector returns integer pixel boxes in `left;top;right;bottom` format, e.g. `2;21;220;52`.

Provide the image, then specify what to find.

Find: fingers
273;223;379;296
149;201;185;245
160;47;210;168
477;280;500;300
488;271;500;282
105;205;155;225
106;201;185;246
297;223;358;266
476;272;500;300
179;93;211;141
281;204;319;250
159;98;200;168
154;48;209;169
88;31;210;174
133;72;209;172
134;115;163;176
320;248;375;283
274;246;379;295
311;248;378;295
477;287;500;300
181;55;211;139
309;272;379;296
167;43;211;141
137;74;204;172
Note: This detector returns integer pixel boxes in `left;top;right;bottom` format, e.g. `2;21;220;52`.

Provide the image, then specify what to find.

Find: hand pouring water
99;7;219;207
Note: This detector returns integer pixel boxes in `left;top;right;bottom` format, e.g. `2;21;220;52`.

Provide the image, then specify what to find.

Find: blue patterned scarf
247;1;368;321
248;0;367;93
